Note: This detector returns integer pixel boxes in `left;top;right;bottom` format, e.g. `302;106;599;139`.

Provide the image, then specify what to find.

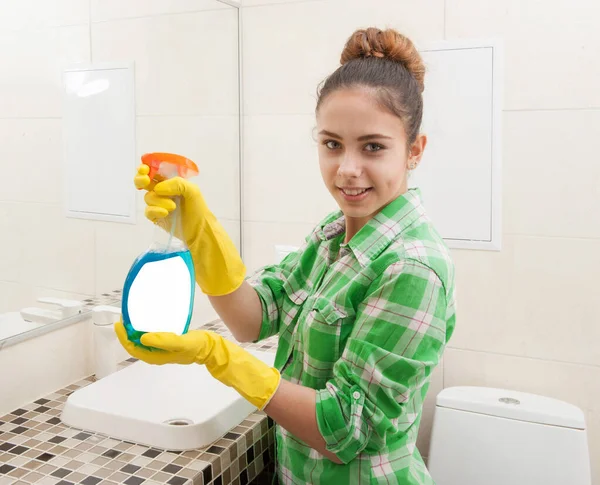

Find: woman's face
316;87;426;228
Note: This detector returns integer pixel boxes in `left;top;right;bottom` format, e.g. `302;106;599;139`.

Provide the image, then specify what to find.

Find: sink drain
164;418;193;426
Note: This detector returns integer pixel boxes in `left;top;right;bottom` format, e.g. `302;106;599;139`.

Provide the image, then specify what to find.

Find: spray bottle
121;152;199;347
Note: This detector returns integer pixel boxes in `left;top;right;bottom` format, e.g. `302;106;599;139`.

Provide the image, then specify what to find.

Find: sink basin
61;350;275;451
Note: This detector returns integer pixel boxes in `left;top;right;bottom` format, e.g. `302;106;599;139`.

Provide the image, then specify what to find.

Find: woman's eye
365;143;384;152
324;140;341;150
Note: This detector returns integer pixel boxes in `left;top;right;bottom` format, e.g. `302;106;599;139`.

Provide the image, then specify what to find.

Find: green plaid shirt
248;189;456;485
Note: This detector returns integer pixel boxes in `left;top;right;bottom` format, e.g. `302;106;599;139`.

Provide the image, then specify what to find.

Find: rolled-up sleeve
246;248;303;342
315;259;452;464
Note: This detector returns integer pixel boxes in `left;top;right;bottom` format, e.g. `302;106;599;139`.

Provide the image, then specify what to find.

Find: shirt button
352;391;361;400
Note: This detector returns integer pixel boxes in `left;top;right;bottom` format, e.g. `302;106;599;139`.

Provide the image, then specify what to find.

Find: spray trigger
141;152;199;183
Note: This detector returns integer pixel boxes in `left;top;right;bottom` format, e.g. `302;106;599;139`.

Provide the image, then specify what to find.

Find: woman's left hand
114;320;212;366
114;320;281;410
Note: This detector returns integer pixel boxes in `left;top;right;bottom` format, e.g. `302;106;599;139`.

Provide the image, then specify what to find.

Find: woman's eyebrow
357;133;393;141
318;129;342;139
318;130;393;141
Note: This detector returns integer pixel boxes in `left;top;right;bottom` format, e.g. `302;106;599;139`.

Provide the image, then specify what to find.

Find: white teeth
342;188;368;196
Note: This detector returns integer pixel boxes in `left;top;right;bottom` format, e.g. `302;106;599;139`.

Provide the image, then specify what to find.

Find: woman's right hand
135;163;206;242
133;163;246;297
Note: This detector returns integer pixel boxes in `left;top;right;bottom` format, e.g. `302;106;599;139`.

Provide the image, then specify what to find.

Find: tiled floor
0;319;279;485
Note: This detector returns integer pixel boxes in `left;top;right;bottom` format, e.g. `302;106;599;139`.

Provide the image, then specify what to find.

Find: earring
409;162;416;170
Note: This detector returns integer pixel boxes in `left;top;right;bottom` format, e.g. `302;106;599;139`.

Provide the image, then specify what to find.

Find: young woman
116;27;456;485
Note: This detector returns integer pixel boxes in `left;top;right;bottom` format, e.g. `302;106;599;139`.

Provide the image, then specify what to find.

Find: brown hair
316;27;426;147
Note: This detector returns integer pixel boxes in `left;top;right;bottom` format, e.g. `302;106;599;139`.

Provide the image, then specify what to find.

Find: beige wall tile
91;0;228;23
0;119;62;205
0;203;25;283
243;0;324;6
446;0;600;110
91;10;238;116
450;235;600;367
0;0;89;30
20;205;96;296
0;281;29;314
503;110;600;239
0;26;90;118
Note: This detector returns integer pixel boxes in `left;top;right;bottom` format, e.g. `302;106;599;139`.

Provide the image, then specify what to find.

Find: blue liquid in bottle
121;248;195;347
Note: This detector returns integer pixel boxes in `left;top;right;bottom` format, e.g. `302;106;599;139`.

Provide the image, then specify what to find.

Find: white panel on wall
410;39;503;250
63;62;136;223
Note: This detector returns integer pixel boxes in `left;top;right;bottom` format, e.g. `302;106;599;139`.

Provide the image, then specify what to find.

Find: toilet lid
436;386;586;429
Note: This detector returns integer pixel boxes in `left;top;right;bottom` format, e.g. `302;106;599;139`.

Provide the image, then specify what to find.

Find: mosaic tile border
0;319;278;485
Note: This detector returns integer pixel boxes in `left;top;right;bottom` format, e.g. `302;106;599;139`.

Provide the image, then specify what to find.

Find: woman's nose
337;154;362;177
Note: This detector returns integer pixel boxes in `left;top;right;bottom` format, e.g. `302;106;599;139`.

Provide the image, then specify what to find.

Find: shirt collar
317;188;426;266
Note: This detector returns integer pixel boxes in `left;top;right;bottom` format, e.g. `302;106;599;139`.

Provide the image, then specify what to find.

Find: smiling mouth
337;187;373;201
338;187;371;195
339;187;371;196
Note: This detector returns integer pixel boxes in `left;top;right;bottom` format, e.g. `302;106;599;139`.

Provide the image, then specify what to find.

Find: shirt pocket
302;297;355;381
281;278;310;323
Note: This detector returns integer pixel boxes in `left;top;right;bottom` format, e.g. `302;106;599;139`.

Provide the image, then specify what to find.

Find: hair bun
340;27;425;92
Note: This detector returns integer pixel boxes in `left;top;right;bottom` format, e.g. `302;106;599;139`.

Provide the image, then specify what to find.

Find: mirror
0;0;241;348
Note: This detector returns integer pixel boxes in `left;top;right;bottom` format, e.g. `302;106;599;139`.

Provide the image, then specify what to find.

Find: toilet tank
427;387;592;485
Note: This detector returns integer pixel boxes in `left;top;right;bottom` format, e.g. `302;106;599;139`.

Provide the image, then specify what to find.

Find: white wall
0;0;240;330
240;0;600;479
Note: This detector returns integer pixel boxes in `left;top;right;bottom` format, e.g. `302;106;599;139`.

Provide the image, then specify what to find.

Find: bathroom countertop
0;320;278;485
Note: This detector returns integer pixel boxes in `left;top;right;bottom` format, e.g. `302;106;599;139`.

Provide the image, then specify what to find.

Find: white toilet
427;386;592;485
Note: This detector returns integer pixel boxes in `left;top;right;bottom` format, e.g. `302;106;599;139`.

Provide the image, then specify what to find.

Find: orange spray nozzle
141;152;199;182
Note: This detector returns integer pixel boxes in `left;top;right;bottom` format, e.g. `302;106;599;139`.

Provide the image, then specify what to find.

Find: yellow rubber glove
135;164;246;296
114;321;281;410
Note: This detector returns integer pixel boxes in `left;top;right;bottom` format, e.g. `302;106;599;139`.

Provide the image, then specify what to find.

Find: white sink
61;350;275;451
